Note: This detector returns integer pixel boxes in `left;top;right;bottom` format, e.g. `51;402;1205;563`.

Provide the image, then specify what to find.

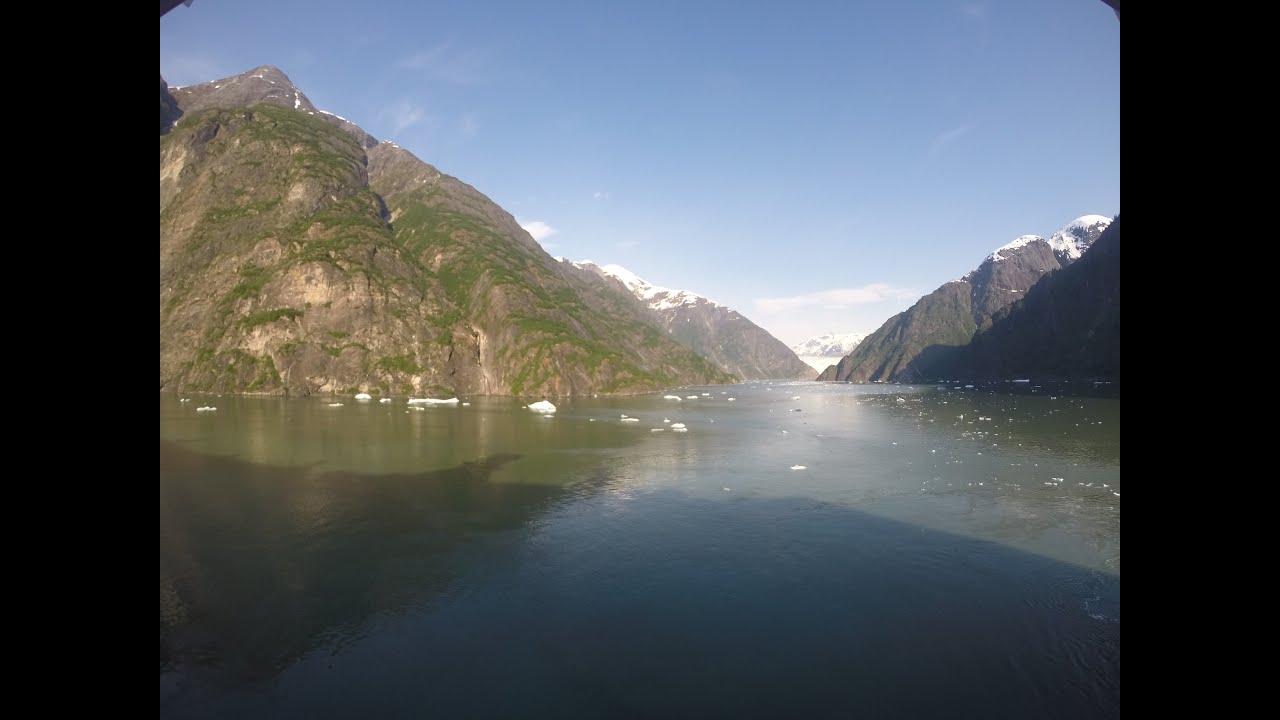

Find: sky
160;0;1119;347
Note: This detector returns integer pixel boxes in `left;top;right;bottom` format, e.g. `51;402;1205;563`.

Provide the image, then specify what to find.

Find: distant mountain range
790;333;866;373
819;215;1113;383
160;66;738;397
557;260;813;381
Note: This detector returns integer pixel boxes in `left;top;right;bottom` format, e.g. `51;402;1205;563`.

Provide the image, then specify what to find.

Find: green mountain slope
159;68;734;397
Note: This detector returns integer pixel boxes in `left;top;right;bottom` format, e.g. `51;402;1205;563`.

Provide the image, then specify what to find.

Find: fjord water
160;382;1119;719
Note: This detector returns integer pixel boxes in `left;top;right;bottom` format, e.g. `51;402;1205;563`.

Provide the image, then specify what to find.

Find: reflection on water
161;383;1119;718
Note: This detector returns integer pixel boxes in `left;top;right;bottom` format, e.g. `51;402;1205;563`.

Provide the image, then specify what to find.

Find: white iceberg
527;400;557;413
354;393;372;401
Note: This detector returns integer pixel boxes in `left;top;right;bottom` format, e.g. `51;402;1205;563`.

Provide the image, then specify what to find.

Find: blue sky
161;0;1119;347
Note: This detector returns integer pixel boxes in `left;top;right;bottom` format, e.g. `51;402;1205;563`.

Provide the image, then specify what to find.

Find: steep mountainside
919;216;1120;381
558;261;814;381
159;66;735;397
790;333;866;374
160;76;182;134
819;215;1111;383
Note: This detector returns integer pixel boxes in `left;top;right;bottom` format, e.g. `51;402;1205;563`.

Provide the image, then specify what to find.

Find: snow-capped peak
987;214;1112;264
1045;215;1112;261
561;259;724;311
988;235;1046;263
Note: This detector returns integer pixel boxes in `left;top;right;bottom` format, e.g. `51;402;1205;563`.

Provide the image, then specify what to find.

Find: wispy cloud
753;284;920;314
520;220;557;242
928;125;970;157
592;191;609;201
460;113;480;138
380;101;428;134
397;42;491;85
959;3;991;47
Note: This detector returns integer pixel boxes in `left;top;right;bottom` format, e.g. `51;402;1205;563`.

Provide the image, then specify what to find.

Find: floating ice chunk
621;417;640;422
328;403;344;407
651;428;664;432
196;406;216;412
673;427;688;433
527;400;556;413
686;395;699;399
663;395;682;401
792;396;801;400
790;465;806;470
896;397;905;403
425;397;460;404
355;393;372;401
379;398;393;404
701;393;710;396
179;398;191;403
462;402;471;406
670;423;686;429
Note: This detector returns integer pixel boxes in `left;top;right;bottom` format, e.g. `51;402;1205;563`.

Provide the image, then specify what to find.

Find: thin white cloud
929;125;970;157
460;113;479;138
380;101;427;134
592;191;609;201
396;43;490;84
398;44;450;71
520;220;556;242
753;284;920;314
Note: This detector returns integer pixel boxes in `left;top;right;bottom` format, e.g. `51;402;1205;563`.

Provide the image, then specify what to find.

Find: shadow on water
161;443;1118;720
161;442;562;689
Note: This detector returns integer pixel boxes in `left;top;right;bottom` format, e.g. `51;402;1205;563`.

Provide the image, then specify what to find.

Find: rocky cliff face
819;216;1111;383
160;76;183;134
927;216;1121;381
560;260;814;381
159;66;735;397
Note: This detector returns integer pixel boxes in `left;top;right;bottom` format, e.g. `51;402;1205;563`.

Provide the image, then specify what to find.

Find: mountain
160;76;182;134
790;333;866;374
819;215;1112;383
160;66;736;397
557;260;814;381
916;216;1120;381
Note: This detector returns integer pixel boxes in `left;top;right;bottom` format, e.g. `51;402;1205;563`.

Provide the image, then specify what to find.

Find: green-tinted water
161;382;1119;718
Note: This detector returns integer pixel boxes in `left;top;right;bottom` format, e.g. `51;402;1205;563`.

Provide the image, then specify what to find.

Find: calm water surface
160;382;1119;719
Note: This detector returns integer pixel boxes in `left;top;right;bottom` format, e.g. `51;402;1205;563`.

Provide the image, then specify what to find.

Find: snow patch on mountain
791;333;866;372
566;260;725;311
987;215;1112;264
